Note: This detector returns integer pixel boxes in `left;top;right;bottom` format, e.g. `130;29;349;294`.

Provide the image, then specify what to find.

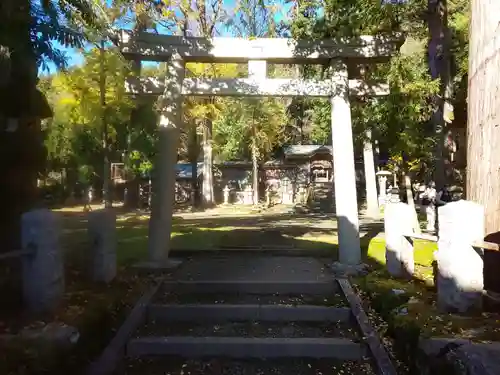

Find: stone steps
118;357;376;375
147;304;352;323
116;280;373;373
309;183;335;213
127;336;368;360
88;256;395;375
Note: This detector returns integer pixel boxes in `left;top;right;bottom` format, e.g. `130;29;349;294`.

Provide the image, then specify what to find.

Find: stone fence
1;208;116;314
384;200;499;313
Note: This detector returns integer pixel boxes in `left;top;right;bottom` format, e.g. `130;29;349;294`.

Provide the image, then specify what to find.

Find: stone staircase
88;255;396;375
309;182;335;214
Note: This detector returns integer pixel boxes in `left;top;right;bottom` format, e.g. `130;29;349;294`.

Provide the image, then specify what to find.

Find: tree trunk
202;117;215;207
363;129;378;217
0;0;44;252
252;142;259;205
124;60;142;209
189;124;200;207
427;0;453;190
466;0;500;236
373;138;380;172
99;41;112;208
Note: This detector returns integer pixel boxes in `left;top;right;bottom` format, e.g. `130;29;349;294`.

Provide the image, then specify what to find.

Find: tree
40;47;136;199
213;97;288;200
466;1;500;236
0;0;108;251
169;0;226;208
225;0;283;203
112;0;171;207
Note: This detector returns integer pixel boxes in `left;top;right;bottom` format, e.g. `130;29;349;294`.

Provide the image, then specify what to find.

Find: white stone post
363;129;379;217
298;184;306;204
378;175;388;205
146;56;184;268
281;177;293;204
436;200;484;313
21;209;64;313
426;204;436;232
331;62;361;265
223;185;231;205
384;202;415;278
265;186;271;207
244;185;254;205
87;209;116;283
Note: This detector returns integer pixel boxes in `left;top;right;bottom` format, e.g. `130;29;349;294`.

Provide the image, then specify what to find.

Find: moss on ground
354;236;500;374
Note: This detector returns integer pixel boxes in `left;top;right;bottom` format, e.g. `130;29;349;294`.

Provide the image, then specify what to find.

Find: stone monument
281;177;293;204
87;209;117;283
21;209;64;313
436;200;484;313
243;185;254;205
384;202;415;278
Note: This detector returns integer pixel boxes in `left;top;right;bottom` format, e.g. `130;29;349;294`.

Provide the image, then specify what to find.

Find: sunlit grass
56;207;500;344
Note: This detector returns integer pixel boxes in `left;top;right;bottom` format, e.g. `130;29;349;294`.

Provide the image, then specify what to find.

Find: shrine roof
176;162;203;179
284;145;332;157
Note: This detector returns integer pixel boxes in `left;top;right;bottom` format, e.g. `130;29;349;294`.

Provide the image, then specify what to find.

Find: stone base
133;258;183;273
418;338;500;375
330;262;370;277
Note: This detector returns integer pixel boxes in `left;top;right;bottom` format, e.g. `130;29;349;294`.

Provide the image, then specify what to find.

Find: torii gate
117;31;401;267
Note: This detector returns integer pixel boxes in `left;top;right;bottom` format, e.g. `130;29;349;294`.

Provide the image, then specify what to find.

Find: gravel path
155;292;348;307
139;320;359;339
120;358;375;375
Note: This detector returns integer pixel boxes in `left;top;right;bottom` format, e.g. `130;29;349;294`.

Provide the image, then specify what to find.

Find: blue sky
40;0;293;75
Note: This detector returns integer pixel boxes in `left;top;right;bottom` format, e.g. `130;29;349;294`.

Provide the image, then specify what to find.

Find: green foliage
213;97;288;162
288;0;469;176
40;46;158;184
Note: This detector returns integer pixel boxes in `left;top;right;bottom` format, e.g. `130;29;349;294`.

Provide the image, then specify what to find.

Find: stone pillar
87;209;116;283
378;175;388;205
265;186;271;207
426;204;436;232
384;202;415;278
146;56;184;267
330;62;361;265
244;185;254;205
281;177;293;204
298;184;306;204
21;209;64;313
223;185;231;205
363;129;379;217
436;200;484;313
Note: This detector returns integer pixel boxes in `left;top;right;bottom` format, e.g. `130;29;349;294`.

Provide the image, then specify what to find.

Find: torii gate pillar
140;57;184;269
330;62;361;265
